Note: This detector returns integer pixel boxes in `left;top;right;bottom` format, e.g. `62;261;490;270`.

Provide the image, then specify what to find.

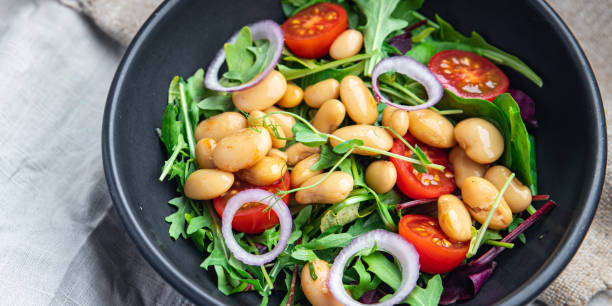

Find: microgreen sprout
178;82;196;159
159;135;186;181
467;172;515;258
269;110;445;171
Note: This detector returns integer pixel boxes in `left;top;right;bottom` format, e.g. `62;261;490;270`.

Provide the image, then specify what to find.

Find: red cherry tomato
213;172;290;234
389;133;455;199
428;50;509;101
399;215;469;274
281;3;347;58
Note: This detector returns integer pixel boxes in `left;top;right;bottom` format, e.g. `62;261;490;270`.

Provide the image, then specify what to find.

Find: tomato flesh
281;3;347;58
429;50;509;101
213;172;290;234
390;133;455;199
399;215;469;274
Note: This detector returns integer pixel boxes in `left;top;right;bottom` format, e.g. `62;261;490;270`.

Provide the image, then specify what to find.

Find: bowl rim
101;0;607;305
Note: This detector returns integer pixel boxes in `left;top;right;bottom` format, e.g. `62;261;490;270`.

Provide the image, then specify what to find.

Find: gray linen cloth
0;0;187;304
0;0;609;305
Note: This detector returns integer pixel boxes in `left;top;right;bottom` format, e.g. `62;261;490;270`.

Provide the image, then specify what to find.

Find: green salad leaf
404;274;443;306
492;93;535;189
197;95;235;118
354;0;408;75
222;27;274;85
165;196;190;240
300;61;364;88
278;53;372;80
292;122;328;147
363;251;402;290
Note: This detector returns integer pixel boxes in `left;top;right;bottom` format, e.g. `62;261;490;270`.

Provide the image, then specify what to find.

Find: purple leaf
508;88;538;129
439;261;497;305
359;289;383;304
389;32;413;55
388;20;428;54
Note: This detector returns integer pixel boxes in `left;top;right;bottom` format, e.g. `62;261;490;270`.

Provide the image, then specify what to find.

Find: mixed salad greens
157;0;556;305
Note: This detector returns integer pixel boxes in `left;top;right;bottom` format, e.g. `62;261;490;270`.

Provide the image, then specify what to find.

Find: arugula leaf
185;69;209;106
300;61;365;88
297;233;353;250
254;226;280;250
223;27;255;80
347;210;385;237
349;258;373;299
311;145;342;171
186;214;212;235
292;122;328;147
197;95;234;118
432;15;542;87
278;53;372;80
165;196;190;240
354;0;408;75
290;248;319;261
363;251;401;290
168;76;180;104
222;28;274;85
160;104;182;153
378;189;402;206
293;205;312;231
403;274;443;306
333;139;364;154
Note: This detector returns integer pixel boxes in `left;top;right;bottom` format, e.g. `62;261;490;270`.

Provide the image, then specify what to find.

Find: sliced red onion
371;56;443;111
204;20;284;92
328;229;420;306
221;189;292;266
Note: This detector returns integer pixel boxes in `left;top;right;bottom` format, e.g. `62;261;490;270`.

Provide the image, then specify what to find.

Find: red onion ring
328;229;420;306
204;20;284;92
221;189;292;266
371;56;444;111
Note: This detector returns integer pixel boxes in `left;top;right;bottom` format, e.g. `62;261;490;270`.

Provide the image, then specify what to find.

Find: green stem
467;173;515;258
281;53;374;80
282;148;354;195
245;237;274;290
382;79;426;105
411;11;439;29
364;185;396;231
377;85;428;108
485;240;514;248
262;259;284;294
526;204;536;215
279;110;447;171
437;109;464;115
158;136;186;181
189;199;201;216
178;82;196;159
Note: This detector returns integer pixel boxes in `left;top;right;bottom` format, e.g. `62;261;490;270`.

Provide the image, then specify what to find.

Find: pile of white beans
182;31;533;304
184;64;532;236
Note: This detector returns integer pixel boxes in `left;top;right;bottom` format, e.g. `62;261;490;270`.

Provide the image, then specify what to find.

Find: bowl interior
103;0;605;305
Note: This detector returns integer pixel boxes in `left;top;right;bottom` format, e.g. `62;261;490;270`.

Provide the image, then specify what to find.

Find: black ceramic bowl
102;0;606;305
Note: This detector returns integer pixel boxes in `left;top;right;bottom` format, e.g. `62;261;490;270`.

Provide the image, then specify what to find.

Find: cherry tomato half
390;133;455;199
399;215;469;274
281;3;347;58
213;172;290;234
428;50;509;102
